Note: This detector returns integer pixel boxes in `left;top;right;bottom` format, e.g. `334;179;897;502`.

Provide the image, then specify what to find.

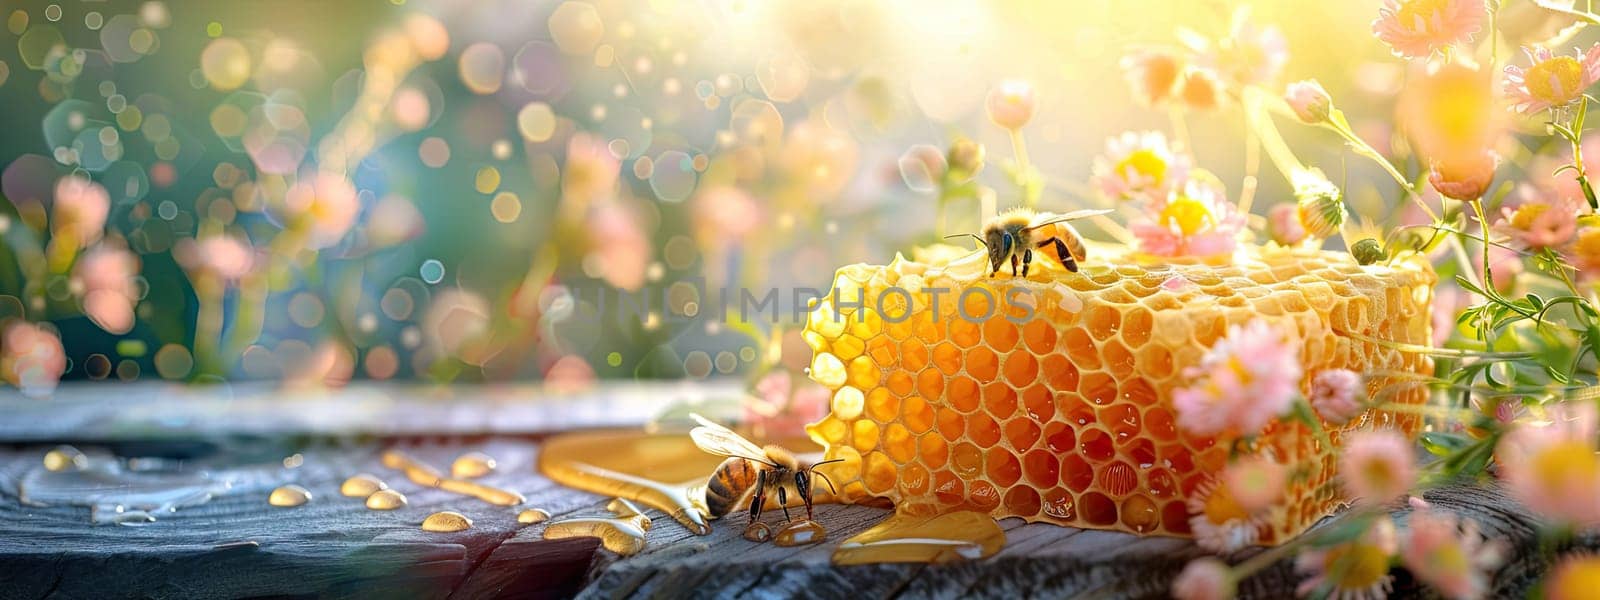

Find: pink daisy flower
1091;131;1191;202
1;321;66;398
1401;505;1504;600
1222;454;1287;513
1267;203;1307;246
1187;477;1265;552
1172;319;1302;438
50;175;109;247
1372;0;1486;60
73;245;140;335
1120;48;1185;107
1340;430;1418;506
1172;557;1235;600
985;79;1036;131
1495;402;1600;526
1494;194;1585;251
176;235;255;282
1214;10;1288;86
1505;44;1600;113
1285;79;1332;124
1310;369;1365;425
1568;225;1600;283
1297;518;1398;600
1131;177;1246;260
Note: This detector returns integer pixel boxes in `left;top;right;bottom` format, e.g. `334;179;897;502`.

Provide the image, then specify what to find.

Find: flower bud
985;79;1037;131
1292;168;1345;239
945;137;986;184
1284;79;1332;124
1351;238;1387;265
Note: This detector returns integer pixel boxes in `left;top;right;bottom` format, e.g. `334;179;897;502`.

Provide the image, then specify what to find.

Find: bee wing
1024;209;1114;230
689;413;770;461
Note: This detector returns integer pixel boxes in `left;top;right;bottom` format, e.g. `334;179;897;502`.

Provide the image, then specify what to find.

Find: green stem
1009;129;1036;210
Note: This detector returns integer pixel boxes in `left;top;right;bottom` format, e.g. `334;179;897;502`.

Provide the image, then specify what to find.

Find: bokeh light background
0;0;1572;387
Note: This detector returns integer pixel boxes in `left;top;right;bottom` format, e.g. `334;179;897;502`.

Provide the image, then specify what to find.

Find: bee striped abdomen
705;457;760;517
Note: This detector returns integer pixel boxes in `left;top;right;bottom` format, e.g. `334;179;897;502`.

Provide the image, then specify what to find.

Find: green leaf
1420;432;1471;457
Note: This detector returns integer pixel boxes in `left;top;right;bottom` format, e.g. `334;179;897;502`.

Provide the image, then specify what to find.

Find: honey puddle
543;498;652;555
832;511;1006;565
381;450;525;506
18;451;277;525
538;430;725;535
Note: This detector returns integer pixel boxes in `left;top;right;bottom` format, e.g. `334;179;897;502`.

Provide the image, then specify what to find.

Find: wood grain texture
0;384;1588;599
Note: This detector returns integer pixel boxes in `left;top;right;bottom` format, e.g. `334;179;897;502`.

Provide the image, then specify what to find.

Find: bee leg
795;470;815;521
1040;238;1078;272
1010;253;1020;277
1021;249;1033;277
776;483;792;522
748;469;767;525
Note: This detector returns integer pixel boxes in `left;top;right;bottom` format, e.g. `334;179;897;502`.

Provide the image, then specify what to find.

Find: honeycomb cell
804;246;1435;542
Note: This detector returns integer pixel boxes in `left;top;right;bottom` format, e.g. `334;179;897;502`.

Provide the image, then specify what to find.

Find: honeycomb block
802;244;1434;543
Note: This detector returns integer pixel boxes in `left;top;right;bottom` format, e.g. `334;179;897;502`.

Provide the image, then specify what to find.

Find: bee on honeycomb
802;244;1434;543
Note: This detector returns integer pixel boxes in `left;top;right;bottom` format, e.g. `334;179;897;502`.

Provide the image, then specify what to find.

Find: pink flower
586;200;650;292
178;235;255;281
1373;0;1486;60
1092;131;1191;202
1121;48;1185;107
1267;203;1307;246
1495;402;1600;525
1568;225;1600;282
284;173;360;249
1215;12;1288;85
1130;177;1246;258
1177;66;1224;111
1310;369;1365;425
1;321;66;398
51;175;109;247
1187;477;1264;552
1172;319;1301;438
1505;45;1600;113
1285;80;1332;124
1340;430;1418;506
692;185;761;244
1222;455;1287;513
1297;518;1398;600
1401;506;1503;599
1428;150;1498;201
1494;194;1584;250
1172;557;1235;600
985;79;1036;131
545;354;596;393
744;369;830;441
73;245;140;335
897;144;948;193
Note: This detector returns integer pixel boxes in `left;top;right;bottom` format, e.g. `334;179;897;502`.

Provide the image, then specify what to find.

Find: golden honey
365;489;408;510
773;519;827;546
381;450;526;506
268;484;312;507
340;474;387;497
832;511;1005;564
543;498;652;555
517;508;552;524
421;511;472;532
537;430;722;534
43;445;87;472
803;245;1434;543
451;452;497;479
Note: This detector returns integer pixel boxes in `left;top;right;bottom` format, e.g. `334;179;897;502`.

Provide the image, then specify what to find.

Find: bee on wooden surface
690;414;841;543
949;208;1113;277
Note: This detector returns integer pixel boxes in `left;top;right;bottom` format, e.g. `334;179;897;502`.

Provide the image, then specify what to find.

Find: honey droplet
832;511;1005;565
382;449;525;506
543;516;648;555
268;485;313;507
517;508;551;524
365;489;408;510
451;452;497;479
340;474;387;497
773;519;827;546
421;511;473;532
43;445;87;472
606;497;651;530
743;521;773;542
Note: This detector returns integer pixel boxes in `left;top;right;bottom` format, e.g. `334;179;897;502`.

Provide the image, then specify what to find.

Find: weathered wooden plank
0;432;1591;598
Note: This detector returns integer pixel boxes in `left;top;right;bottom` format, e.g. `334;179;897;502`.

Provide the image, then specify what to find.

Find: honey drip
451;452;497;479
422;511;472;532
43;445;87;472
340;474;387;497
381;450;525;506
365;489;408;510
538;430;725;535
517;508;551;524
773;519;827;546
268;485;312;507
832;511;1005;565
543;498;650;555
